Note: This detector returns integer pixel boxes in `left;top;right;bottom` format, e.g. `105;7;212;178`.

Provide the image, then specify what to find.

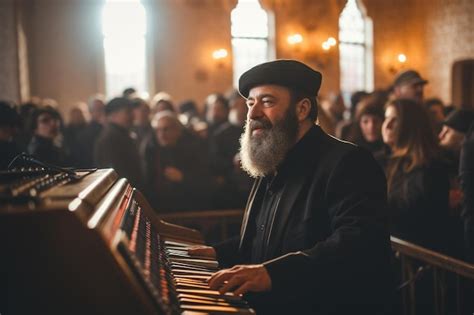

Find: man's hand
187;245;216;259
208;264;272;296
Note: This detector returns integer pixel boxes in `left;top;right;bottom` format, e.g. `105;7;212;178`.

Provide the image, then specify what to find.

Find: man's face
439;125;464;151
240;85;299;178
36;113;59;139
359;114;383;143
155;117;182;147
395;82;425;103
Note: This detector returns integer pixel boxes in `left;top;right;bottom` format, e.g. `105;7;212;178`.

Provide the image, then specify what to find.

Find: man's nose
247;103;263;120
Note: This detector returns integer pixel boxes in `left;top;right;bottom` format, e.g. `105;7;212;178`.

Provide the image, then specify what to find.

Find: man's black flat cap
238;59;322;98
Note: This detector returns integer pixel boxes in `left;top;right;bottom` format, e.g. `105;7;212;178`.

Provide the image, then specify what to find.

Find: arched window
102;0;147;98
231;0;274;86
339;0;373;94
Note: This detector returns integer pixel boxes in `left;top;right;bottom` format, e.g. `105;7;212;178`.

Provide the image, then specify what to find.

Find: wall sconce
287;33;303;46
285;33;337;68
212;48;228;68
321;37;337;51
389;53;407;74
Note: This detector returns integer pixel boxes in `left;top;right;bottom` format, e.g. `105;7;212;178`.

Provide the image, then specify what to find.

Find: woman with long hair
382;98;449;251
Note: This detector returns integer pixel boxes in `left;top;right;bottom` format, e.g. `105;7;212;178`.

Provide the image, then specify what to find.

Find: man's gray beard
240;108;299;178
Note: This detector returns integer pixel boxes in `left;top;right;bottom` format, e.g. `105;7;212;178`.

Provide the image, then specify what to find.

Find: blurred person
336;90;369;140
228;89;248;127
210;90;250;208
0;101;21;170
143;111;211;212
382;98;449;251
424;98;445;133
122;87;137;99
460;122;474;262
320;92;345;136
94;97;142;188
150;92;174;116
347;96;385;158
131;98;154;146
439;109;474;212
27;106;67;166
205;93;230;133
178;99;200;127
439;109;474;152
77;95;105;167
391;69;428;104
15;101;38;151
63;103;88;167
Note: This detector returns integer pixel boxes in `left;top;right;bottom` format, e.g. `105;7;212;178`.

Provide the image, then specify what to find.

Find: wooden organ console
0;168;255;315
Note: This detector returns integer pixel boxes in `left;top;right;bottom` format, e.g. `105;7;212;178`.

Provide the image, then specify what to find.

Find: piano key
180;304;255;314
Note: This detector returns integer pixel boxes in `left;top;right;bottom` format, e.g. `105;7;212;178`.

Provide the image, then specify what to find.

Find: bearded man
189;60;392;314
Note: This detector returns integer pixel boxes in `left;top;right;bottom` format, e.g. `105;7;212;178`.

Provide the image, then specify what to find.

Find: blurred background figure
27;106;67;166
320;92;345;136
150;92;175;116
424;98;446;133
131;97;154;157
94;97;143;188
391;69;428;104
336;90;369;140
123;87;138;99
346;95;386;159
439;109;474;214
77;94;106;168
0;101;21;170
460;122;474;262
382;98;449;253
205;92;244;208
63;102;88;167
143;111;211;212
178;99;200;127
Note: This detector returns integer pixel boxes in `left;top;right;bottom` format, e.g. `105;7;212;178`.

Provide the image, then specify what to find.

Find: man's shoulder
306;126;381;177
309;125;361;161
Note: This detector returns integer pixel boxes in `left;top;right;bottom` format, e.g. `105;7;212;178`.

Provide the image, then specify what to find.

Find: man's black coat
215;125;392;314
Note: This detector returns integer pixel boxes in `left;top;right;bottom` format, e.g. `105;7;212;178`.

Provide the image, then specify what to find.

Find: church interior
1;0;473;314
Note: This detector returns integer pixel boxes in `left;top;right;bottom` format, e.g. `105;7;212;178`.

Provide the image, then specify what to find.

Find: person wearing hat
189;60;392;314
94;97;143;188
27;105;68;166
439;109;474;151
460;122;474;263
392;69;428;104
439;109;474;219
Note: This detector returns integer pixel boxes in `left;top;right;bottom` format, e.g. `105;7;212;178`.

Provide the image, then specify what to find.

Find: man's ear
296;98;311;122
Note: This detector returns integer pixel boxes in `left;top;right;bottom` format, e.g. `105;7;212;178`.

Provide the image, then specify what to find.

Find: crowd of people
0;68;473;262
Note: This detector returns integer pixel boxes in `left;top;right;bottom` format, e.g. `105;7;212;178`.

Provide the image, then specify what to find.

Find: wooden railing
391;236;474;315
158;209;245;243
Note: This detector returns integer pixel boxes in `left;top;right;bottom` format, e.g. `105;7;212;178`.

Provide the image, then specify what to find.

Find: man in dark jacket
189;60;392;314
77;95;106;168
94;97;142;189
